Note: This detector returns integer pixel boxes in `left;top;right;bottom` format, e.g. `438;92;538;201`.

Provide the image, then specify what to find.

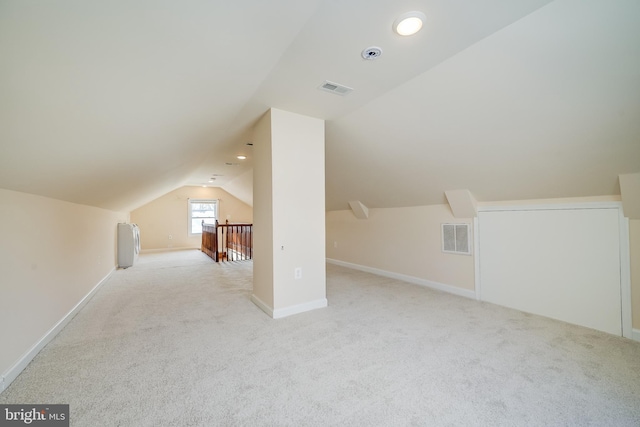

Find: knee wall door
478;207;622;335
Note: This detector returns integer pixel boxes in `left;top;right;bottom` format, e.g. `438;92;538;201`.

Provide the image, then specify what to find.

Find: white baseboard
251;294;273;318
1;268;115;394
326;258;477;300
140;247;198;254
251;294;328;319
272;298;328;319
633;329;640;342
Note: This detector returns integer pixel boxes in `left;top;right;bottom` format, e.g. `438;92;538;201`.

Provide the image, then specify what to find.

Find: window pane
189;200;217;234
192;211;216;218
191;218;217;234
192;203;216;211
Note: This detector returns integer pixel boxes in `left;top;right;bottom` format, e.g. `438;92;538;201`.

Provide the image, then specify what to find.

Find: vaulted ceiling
1;0;638;212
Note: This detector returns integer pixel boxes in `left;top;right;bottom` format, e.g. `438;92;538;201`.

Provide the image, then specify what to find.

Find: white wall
326;204;475;292
0;189;127;389
130;186;252;251
477;207;622;335
253;108;326;316
326;195;640;339
271;109;326;311
252;110;275;308
631;219;640;331
482;195;640;335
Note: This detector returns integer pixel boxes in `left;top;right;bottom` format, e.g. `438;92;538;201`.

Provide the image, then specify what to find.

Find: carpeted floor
1;249;639;426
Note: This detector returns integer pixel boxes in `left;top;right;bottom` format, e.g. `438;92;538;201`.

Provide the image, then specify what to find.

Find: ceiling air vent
318;80;353;96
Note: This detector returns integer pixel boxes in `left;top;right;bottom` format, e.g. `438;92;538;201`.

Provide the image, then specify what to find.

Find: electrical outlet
294;267;302;279
168;234;172;240
334;241;338;248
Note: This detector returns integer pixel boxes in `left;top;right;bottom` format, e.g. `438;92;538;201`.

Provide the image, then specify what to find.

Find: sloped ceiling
1;0;638;212
325;0;640;209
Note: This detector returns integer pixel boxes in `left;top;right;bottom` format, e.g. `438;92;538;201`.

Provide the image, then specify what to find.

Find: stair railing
201;220;253;262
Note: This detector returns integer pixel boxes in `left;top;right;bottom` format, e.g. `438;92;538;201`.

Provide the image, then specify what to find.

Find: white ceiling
1;0;638;212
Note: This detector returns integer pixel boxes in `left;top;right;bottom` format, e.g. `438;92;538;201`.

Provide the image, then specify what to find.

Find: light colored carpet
1;249;639;426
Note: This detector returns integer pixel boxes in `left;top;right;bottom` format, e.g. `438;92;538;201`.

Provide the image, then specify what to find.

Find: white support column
252;108;327;318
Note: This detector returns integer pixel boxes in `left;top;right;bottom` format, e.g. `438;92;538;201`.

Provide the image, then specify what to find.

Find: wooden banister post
214;219;219;262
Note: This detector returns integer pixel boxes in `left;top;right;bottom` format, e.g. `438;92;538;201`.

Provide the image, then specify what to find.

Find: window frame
188;199;218;236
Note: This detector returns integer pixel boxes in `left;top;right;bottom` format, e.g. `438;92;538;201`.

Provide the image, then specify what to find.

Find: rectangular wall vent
318;80;353;96
442;223;471;255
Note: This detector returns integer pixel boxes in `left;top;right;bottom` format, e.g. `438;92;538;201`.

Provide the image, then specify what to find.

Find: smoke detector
361;46;383;60
318;80;354;96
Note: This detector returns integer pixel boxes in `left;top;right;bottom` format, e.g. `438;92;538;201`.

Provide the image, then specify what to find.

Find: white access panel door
478;208;622;335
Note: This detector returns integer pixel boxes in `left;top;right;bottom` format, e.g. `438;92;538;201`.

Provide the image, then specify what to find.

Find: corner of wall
251;294;274;318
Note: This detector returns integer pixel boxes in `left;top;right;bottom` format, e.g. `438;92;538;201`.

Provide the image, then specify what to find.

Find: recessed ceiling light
237;155;246;160
393;11;426;36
